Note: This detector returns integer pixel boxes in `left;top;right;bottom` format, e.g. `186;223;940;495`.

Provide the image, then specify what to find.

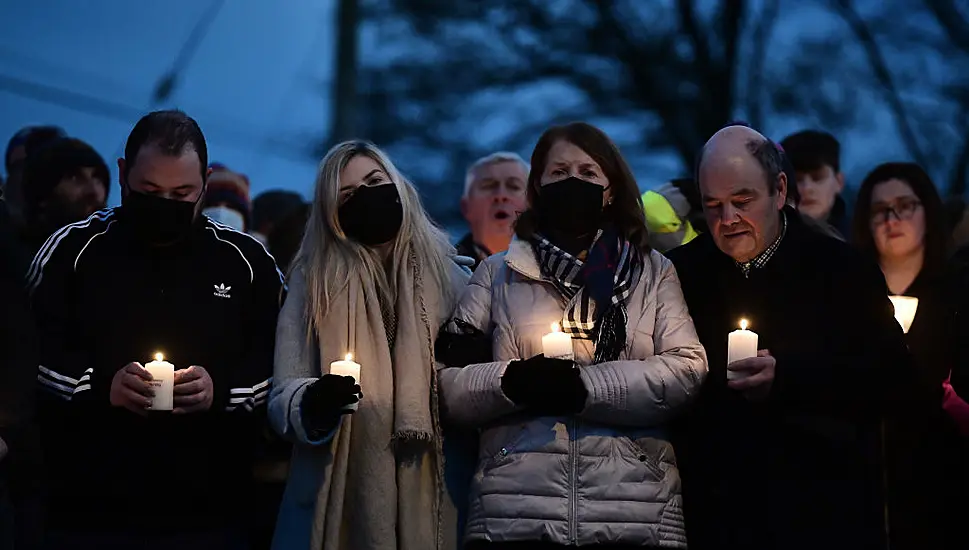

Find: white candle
329;353;362;411
144;352;175;411
726;319;758;381
889;295;919;334
542;323;574;361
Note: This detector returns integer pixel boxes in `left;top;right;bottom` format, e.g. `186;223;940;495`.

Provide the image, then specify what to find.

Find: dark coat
0;198;42;549
455;233;489;272
666;207;930;550
883;264;969;549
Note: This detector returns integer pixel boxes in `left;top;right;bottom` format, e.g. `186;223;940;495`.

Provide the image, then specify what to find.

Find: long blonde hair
295;140;456;341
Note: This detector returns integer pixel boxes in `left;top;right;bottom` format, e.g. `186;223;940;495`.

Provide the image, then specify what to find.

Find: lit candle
144;352;175;411
889;295;919;334
542;323;574;361
726;319;758;381
329;353;362;411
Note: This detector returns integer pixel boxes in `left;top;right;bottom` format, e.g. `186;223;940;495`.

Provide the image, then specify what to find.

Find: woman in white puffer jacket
436;122;708;550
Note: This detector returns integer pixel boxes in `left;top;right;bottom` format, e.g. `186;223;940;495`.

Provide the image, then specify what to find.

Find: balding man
456;152;528;270
666;126;929;550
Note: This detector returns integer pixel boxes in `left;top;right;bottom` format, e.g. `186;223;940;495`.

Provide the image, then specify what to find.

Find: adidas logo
213;283;232;298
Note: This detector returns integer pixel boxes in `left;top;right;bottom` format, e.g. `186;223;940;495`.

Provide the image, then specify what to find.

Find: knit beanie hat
6;125;67;174
21;137;110;215
204;163;251;228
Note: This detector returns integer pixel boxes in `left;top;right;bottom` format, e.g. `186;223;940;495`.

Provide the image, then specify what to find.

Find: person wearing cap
20;137;109;256
642;179;701;253
250;190;305;246
202;163;251;232
4;126;68;229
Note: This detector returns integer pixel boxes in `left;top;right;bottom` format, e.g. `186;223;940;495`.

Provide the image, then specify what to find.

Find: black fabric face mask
536;176;606;236
122;185;200;244
338;183;403;246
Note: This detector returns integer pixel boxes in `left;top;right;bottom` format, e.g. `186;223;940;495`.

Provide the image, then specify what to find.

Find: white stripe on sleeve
37;366;94;400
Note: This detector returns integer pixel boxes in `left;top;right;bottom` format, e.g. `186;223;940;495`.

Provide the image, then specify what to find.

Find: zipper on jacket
569;417;578;544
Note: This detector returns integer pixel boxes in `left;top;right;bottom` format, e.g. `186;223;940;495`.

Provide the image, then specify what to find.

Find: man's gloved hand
435;319;493;368
501;354;588;416
300;374;363;436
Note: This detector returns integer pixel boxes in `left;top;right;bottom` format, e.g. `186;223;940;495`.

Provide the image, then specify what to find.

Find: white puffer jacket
439;238;708;547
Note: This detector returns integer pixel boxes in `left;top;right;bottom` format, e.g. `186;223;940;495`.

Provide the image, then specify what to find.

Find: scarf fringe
412;249;447;550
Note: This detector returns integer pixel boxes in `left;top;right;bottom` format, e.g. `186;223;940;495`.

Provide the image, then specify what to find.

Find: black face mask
122;185;200;244
536;176;606;236
338;183;403;246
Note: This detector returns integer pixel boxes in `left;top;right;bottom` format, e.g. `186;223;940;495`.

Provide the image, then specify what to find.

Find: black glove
501;354;588;416
435;319;493;368
300;374;363;436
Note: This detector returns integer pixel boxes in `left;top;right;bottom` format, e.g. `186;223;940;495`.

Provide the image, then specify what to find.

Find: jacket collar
504;236;547;282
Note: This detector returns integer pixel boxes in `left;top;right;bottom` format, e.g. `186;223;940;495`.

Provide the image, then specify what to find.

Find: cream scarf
308;250;459;550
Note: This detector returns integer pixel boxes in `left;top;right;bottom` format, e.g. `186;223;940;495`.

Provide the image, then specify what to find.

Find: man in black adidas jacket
29;110;283;550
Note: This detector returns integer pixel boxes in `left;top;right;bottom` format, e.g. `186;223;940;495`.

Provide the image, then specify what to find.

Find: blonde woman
269;141;471;550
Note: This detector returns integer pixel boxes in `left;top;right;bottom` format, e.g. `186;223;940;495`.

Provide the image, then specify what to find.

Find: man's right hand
109;362;154;415
300;375;363;434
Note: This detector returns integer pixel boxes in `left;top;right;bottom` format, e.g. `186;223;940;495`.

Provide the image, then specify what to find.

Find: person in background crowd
852;162;969;549
437;122;708;549
266;201;309;273
642;179;701;252
203;163;251;232
29;110;282;550
3;125;66;229
250;189;304;246
780;129;851;237
269;140;470;550
0;192;42;550
667;125;927;550
20;137;109;256
456;151;528;269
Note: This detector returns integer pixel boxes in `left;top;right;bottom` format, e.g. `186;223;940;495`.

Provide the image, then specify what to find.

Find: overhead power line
0;72;311;162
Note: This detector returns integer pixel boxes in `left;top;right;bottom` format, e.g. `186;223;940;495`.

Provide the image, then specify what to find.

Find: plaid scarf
533;227;640;363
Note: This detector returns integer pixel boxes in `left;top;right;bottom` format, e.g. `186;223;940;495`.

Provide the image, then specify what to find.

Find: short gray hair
463;151;528;197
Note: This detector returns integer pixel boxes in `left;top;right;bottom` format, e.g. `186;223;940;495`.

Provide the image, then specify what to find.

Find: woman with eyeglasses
852;162;969;550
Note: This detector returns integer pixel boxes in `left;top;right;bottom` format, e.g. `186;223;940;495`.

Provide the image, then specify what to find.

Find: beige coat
439;238;708;547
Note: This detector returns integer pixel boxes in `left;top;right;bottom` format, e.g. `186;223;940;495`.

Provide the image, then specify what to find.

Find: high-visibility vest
641;189;698;252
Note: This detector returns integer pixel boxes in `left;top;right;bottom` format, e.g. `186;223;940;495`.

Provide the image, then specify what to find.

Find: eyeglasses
870;197;921;224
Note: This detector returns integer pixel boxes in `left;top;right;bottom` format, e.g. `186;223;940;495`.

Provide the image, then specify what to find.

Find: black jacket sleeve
27;224;106;406
214;241;284;414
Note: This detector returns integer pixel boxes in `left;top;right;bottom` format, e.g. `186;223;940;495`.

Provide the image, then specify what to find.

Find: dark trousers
43;529;248;550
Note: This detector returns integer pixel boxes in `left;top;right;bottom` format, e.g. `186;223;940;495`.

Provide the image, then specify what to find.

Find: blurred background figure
642;178;701;253
781;130;851;238
0;188;42;550
266;202;309;273
250;190;304;247
20;137;109;256
456;152;528;270
3;126;67;231
203;163;251;232
852;161;969;550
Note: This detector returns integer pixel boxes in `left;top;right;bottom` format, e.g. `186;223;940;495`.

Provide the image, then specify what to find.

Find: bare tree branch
834;0;930;167
745;0;780;129
924;0;969;55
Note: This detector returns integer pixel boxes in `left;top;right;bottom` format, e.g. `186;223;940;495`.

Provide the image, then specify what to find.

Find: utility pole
328;0;360;146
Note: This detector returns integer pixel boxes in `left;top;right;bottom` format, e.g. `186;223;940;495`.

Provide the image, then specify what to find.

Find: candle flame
153;352;164;361
345;353;353;362
739;319;748;331
550;323;561;333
